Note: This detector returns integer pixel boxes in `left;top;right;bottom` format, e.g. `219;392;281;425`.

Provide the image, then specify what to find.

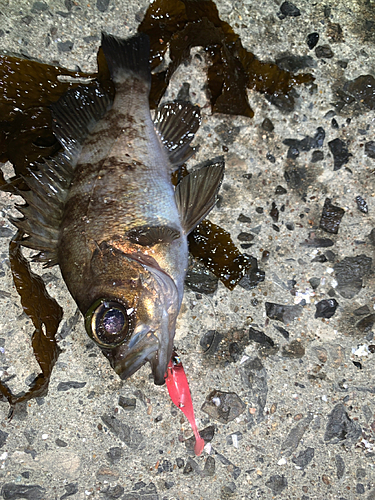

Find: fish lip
110;336;159;381
104;328;172;385
152;369;166;386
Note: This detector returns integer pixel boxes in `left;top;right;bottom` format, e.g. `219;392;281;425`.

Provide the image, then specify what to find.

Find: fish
11;32;224;385
165;350;205;456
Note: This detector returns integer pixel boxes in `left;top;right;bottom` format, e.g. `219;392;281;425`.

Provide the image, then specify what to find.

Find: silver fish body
12;33;224;385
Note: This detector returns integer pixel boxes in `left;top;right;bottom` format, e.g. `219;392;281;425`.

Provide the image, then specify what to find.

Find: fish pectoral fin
153;101;201;168
126;225;180;247
51;85;112;164
175;157;225;235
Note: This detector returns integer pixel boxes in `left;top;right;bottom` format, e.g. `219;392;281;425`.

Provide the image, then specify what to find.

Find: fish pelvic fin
175;157;225;235
153;101;201;168
101;32;151;86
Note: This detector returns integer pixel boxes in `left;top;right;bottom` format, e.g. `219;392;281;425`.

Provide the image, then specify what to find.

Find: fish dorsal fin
126;225;181;247
51;85;112;164
10;152;74;267
175;157;225;235
153;101;201;168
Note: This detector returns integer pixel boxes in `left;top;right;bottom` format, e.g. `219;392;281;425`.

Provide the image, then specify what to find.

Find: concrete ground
0;0;374;498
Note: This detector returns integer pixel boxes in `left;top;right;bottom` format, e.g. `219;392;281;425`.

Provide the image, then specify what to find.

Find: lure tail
165;352;205;456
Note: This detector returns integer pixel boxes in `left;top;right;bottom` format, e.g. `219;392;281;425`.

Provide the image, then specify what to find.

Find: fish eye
85;299;132;348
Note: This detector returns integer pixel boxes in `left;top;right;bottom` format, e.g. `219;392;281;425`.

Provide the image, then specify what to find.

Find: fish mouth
103;322;173;385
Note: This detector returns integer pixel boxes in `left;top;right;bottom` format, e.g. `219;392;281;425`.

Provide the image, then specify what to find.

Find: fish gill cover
0;0;312;404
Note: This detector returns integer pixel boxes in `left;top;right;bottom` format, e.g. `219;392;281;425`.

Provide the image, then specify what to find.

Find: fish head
80;241;178;385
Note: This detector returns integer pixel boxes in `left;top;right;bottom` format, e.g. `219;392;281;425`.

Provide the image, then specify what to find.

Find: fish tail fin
101;32;151;85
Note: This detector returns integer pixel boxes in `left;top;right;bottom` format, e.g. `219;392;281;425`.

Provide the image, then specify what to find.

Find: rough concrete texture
0;0;374;499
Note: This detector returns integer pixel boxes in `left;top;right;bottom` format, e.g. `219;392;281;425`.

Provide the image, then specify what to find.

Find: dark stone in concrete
57;381;86;391
101;414;143;449
241;357;268;426
291;447;315;468
1;484;45;500
201;390;246;423
334;254;372;298
265;475;288;494
328;138;351;170
320;198;345;233
315;299;339;318
265;302;303;323
324;403;362;444
282;340;305;358
335;454;345;479
281;414;313;455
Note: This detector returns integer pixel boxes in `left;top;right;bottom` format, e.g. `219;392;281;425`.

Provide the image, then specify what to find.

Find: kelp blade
138;0;314;115
188;220;254;290
0;231;63;408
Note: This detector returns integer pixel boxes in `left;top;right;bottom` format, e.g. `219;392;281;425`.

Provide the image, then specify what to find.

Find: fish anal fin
126;225;180;247
154;101;201;168
175;157;225;235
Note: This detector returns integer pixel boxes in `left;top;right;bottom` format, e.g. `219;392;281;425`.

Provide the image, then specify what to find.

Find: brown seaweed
189;220;254;290
0;230;63;410
138;0;314;115
0;50;113;190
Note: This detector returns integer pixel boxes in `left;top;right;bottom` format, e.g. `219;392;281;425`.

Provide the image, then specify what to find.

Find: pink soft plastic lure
165;351;205;456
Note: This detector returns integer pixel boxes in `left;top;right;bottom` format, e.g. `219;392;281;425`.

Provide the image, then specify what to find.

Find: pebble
265;474;288;493
344;74;375;110
185;260;219;294
334;254;372;298
0;429;8;448
118;395;136;410
335;454;345;479
273;324;290;340
320;198;345;234
201;390;245;423
365;140;375;158
59;483;78;500
324;403;361;445
202;456;216;477
0;484;45;500
328;138;351;170
279;1;300;17
281;414;312;455
355;195;368;214
306;32;319;50
96;0;110;12
291;447;315;468
262;118;274;132
265;302;303;324
241;357;268;426
57;381;86;391
106;447;123;464
101;414;143;449
356;314;375;333
57;40;74;52
315;299;339;318
315;45;334;58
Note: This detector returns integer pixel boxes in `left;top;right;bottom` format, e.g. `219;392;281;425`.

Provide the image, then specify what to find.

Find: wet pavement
0;0;375;499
